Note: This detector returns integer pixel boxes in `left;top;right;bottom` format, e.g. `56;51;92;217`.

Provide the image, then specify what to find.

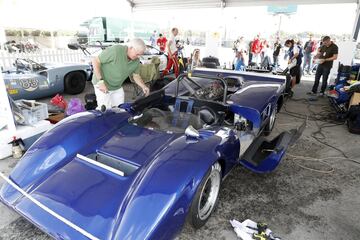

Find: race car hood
5;131;172;240
0;113;223;240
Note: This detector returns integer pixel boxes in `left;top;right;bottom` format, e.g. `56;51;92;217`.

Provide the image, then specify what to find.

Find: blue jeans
303;53;312;73
273;55;279;68
312;64;331;93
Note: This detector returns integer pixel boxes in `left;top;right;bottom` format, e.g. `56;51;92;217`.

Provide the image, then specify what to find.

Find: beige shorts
94;86;124;110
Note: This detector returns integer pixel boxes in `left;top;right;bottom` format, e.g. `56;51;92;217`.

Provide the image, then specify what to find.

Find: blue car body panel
0;70;301;239
193;67;285;83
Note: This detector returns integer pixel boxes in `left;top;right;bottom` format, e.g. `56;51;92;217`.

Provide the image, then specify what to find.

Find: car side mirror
185;125;200;138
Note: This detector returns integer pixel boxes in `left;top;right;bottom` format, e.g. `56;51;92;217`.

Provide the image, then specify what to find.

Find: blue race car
3;58;92;100
0;70;304;240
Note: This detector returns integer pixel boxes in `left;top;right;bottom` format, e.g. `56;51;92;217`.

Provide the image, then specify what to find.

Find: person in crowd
150;30;157;47
308;36;338;96
261;43;273;69
273;37;282;70
234;50;246;71
233;36;248;69
248;40;253;65
296;40;303;48
237;36;248;67
303;34;317;75
92;38;150;109
162;27;179;77
295;40;304;84
285;39;303;94
190;48;202;70
260;39;267;64
156;33;167;52
251;34;262;66
234;37;247;53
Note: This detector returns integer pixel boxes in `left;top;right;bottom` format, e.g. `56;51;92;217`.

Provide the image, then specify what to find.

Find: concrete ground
0;76;360;240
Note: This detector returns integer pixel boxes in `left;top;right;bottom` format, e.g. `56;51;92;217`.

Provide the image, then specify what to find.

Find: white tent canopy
126;0;359;40
0;0;358;40
127;0;357;10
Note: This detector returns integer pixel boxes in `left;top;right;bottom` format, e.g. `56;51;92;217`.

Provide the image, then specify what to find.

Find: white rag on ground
230;219;281;240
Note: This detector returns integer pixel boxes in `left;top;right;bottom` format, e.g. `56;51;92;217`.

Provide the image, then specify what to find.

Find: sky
0;0;357;39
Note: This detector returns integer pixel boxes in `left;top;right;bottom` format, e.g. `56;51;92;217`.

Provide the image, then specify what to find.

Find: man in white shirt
162;27;179;77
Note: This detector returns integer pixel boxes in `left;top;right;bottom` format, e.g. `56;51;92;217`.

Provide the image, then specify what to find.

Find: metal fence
0;49;85;69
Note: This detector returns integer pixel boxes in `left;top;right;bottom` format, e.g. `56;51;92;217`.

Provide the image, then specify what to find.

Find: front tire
263;104;277;136
188;162;222;229
64;71;86;95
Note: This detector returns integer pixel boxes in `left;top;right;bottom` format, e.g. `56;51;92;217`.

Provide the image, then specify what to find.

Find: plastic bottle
11;136;23;159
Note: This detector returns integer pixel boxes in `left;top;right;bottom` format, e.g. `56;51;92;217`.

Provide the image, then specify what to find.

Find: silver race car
3;58;92;100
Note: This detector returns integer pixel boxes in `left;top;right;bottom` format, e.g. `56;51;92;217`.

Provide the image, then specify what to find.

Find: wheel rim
198;164;221;220
269;105;277;130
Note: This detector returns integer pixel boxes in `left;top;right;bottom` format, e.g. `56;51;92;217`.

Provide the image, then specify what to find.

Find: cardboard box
47;113;65;124
349;92;360;108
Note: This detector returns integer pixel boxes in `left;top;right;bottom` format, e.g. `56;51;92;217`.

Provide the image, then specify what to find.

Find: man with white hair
92;38;150;109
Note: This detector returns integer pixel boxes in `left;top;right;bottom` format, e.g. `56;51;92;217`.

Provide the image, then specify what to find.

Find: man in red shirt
251;34;262;66
156;33;167;52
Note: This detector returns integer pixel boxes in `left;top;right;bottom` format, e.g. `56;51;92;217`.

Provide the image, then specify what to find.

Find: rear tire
188;162;221;229
64;71;86;95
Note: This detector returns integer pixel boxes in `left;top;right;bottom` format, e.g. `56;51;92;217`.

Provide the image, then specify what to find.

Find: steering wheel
198;106;218;125
181;76;205;100
15;59;31;71
26;59;46;71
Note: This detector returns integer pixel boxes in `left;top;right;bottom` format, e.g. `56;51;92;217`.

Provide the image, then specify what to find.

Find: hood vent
77;153;139;177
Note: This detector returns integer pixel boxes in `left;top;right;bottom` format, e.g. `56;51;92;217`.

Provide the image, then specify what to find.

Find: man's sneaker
306;91;316;95
287;89;294;98
318;92;325;97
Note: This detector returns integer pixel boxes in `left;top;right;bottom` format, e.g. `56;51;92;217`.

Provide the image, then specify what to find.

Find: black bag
151;77;174;92
84;93;97;110
347;105;360;134
202;62;217;69
202;56;220;66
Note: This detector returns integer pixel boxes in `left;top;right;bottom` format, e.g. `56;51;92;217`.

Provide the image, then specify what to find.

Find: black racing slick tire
188;162;222;229
64;71;86;95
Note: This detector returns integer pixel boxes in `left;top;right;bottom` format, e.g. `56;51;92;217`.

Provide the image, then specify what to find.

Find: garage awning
128;0;357;11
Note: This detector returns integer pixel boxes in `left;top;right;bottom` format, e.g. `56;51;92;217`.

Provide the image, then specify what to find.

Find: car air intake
77;153;139;177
